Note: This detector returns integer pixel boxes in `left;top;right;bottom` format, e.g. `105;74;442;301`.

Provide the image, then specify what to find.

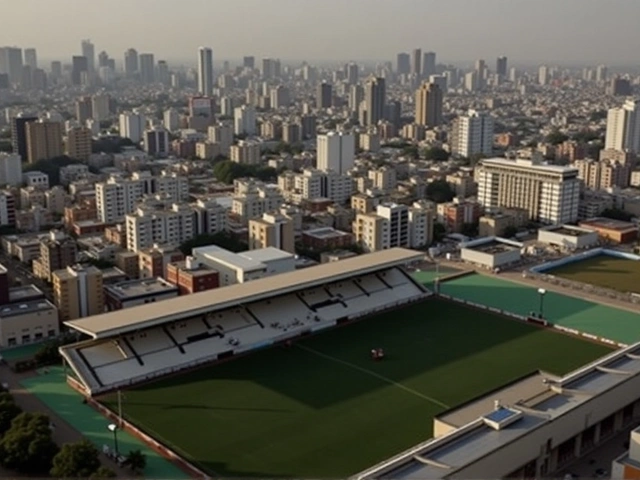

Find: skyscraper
24;48;37;69
475;59;487;89
364;77;386;126
11;113;37;159
450;110;494;158
71;56;88;85
317;131;355;174
345;62;359;85
422;51;436;77
316;82;332;109
496;56;508;77
396;53;410;75
81;39;95;72
605;99;640;153
414;82;443;127
139;53;155;83
243;56;255;69
197;47;214;96
124;48;138;76
0;47;23;84
25;120;64;163
411;48;422;76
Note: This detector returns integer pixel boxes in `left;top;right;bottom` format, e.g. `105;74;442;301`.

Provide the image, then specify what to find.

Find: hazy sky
3;0;640;65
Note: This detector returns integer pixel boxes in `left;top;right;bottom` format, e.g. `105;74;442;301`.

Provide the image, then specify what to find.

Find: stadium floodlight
107;423;119;454
537;288;546;318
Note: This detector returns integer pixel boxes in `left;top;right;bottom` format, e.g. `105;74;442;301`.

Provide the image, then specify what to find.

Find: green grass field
102;299;611;478
549;255;640;294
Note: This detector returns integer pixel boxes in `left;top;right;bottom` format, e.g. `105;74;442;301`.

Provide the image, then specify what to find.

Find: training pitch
548;254;640;294
102;299;610;478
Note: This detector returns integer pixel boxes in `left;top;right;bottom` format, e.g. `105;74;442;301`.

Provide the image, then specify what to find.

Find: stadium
56;248;639;478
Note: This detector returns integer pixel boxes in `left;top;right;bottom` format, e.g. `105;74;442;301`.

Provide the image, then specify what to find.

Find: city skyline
2;0;640;65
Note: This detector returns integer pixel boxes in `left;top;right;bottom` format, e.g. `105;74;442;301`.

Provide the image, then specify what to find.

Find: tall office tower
475;59;487;89
316;82;332;109
53;265;103;321
91;94;110;121
422;51;436;77
508;66;518;83
1;47;23;84
596;64;608;83
538;65;549;85
496;56;508;77
157;60;169;85
139;53;155;83
71;56;88;85
243;56;255;69
261;58;281;79
316;131;355;174
81;39;95;71
414;82;443;127
98;51;109;68
118;112;147;143
605;99;640;153
124;48;138;76
25;120;63;163
364;76;386;126
270;85;290;109
11;113;37;159
477;158;580;224
75;96;93;123
450;110;494;158
208;123;234;154
233;105;256;136
66;126;92;161
24;48;37;69
197;47;214;96
609;77;632;97
345;62;359;85
348;84;364;113
397;52;410;75
411;48;422;76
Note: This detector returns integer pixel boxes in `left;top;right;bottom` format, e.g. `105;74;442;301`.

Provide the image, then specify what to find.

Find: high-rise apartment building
0;47;23;84
477;157;580;224
248;212;295;253
125;202;195;252
91;94;110;121
270;85;290;109
33;230;77;282
605;99;640;153
124;48;138;76
208;123;234;154
66;126;92;161
414;82;443;127
317;82;332;109
0;154;22;186
496;56;508;77
75;96;92;124
538;65;549;86
234;105;256;136
24;48;37;69
52;265;103;320
279;169;354;205
411;48;422;76
230;140;261;165
139;53;155;83
261;58;281;79
596;64;608;83
197;47;214;96
81;40;95;72
364;76;386;126
243;56;255;69
25;120;63;163
575;159;631;190
317;131;355;174
422;51;436;77
143;126;170;156
11;113;37;159
397;53;410;75
119;111;147;143
450;110;494;158
71;56;88;85
345;62;359;85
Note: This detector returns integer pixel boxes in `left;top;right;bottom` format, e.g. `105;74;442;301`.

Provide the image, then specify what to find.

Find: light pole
108;423;119;455
538;288;546;319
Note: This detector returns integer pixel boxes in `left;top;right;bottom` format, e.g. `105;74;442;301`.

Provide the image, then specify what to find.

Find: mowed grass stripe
102;299;611;478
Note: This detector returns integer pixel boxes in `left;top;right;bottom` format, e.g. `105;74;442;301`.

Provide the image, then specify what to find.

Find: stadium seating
62;266;428;394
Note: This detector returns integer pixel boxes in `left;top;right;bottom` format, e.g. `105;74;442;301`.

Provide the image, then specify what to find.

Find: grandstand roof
65;248;424;339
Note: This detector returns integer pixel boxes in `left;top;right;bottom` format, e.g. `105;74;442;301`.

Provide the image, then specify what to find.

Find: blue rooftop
484;407;518;423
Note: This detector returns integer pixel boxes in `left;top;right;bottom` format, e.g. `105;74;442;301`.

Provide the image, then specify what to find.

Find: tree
426;180;455;204
601;208;633;222
90;466;117;479
124;449;147;474
423;147;449;162
502;226;519;239
461;222;479;238
50;439;101;478
23;156;78;186
212;160;277;185
401;145;420;159
545;129;569;145
0;394;21;436
0;412;58;474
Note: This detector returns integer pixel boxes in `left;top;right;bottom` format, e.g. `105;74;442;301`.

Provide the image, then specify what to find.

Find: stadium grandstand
60;248;427;395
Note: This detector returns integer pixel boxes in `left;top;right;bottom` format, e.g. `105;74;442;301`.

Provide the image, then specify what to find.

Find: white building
163;108;180;131
451;110;494;158
23;171;49;189
192;199;227;235
91;94;110;122
192;245;295;286
477;157;580;224
0;153;22;186
143;126;170;156
280;169;354;205
119;111;146;143
232;185;284;224
605;99;640;153
234;105;256;136
125;202;195;252
409;201;434;249
377;203;409;247
208;123;234;154
197;47;213;96
316;131;355;174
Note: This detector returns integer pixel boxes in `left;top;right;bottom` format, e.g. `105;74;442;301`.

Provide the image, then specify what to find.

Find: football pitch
548;255;640;294
102;299;611;478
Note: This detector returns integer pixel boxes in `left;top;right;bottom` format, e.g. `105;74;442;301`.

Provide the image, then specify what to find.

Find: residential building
138;245;184;279
0;192;16;226
477;157;580;224
52;265;104;320
411;48;422;76
437;199;482;233
270;85;290;109
11;113;37;159
197;47;213;96
279;169;353;205
409;201;434;248
208;123;234;154
0;299;58;348
66;126;92;161
575;159;631;190
234;105;256;136
192;199;227;235
25;120;63;163
125;201;195;252
317;82;332;109
0;153;22;186
166;256;219;295
231;182;284;224
32;230;77;282
415;82;443;127
139;53;155;83
605;99;640;154
397;53;410;75
119;111;146;143
248;212;295;253
478;208;529;237
364;76;386;126
368;167;397;191
353;213;389;252
302;227;353;251
104;277;178;311
230;140;261;165
91;94;110;121
450;110;494;158
143;126;170;156
316;131;355;174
